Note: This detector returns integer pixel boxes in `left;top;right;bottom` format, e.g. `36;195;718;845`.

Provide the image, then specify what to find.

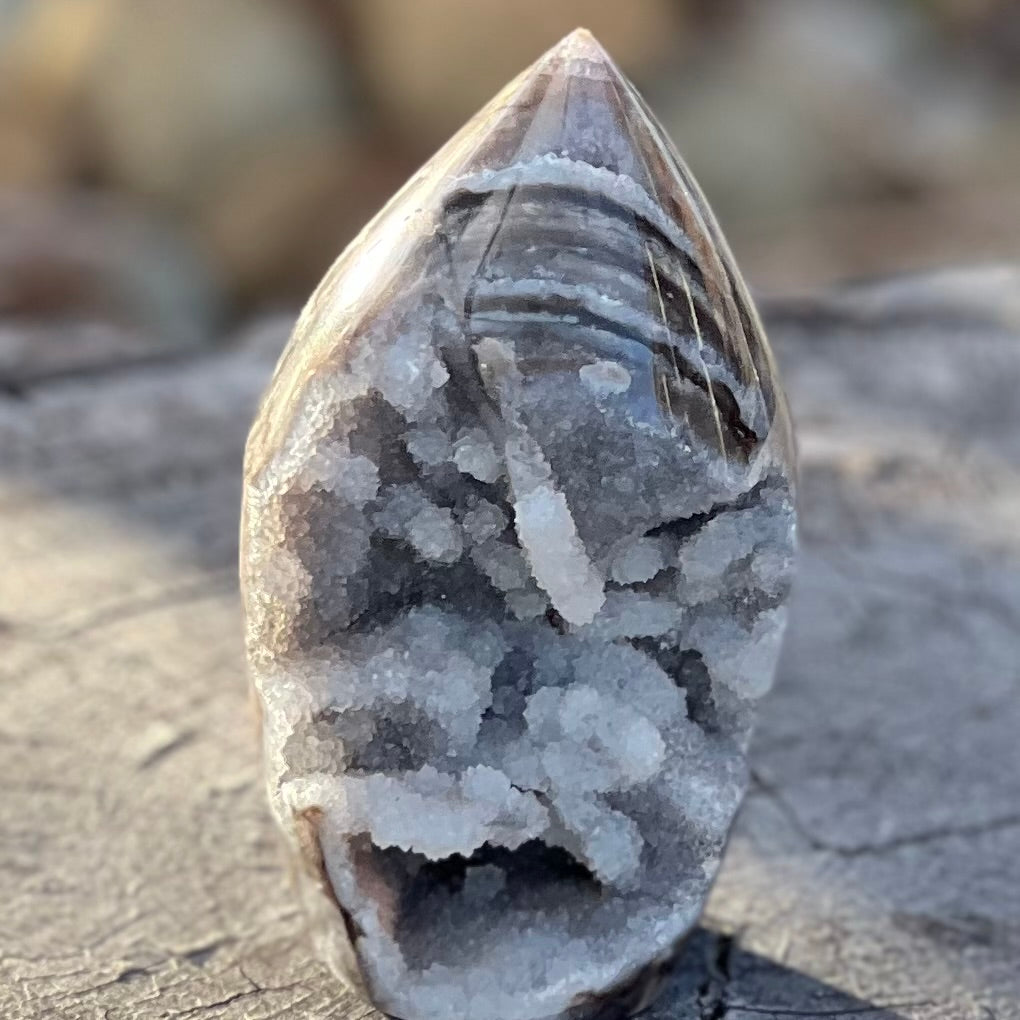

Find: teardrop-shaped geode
242;29;796;1020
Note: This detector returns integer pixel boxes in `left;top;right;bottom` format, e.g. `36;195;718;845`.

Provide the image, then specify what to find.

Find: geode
241;29;796;1020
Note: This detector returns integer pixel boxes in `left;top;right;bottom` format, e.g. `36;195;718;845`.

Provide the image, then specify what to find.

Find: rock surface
3;265;1020;1018
241;31;795;1020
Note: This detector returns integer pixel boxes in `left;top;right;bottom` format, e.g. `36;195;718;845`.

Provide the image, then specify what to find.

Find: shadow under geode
642;928;913;1020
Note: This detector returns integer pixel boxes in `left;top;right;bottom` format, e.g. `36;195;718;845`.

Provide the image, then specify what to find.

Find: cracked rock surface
241;30;795;1020
3;266;1020;1018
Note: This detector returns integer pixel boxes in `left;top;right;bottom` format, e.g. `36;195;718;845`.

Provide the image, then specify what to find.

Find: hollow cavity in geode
241;27;796;1020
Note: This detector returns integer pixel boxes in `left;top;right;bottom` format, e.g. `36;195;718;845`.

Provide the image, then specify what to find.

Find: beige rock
83;0;347;207
200;132;403;304
655;0;1001;223
0;0;118;186
343;0;683;148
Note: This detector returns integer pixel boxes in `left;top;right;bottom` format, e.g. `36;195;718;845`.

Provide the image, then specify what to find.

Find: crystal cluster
241;29;795;1020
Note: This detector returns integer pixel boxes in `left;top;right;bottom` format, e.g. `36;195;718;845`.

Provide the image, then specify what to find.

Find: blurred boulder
742;185;1020;295
83;0;346;205
0;0;113;187
341;0;684;150
654;0;1003;222
0;0;380;305
198;130;403;305
0;191;222;389
82;0;369;304
2;0;1019;306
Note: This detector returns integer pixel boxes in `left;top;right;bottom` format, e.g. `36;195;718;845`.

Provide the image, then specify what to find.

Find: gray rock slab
2;267;1019;1018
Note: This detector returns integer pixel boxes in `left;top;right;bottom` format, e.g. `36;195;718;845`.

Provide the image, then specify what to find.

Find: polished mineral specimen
241;28;796;1020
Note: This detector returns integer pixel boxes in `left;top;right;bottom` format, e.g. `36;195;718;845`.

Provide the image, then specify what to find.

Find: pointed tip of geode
448;23;660;195
543;27;616;68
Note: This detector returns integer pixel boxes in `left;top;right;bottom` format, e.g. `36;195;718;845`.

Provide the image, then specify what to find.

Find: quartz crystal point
242;29;796;1020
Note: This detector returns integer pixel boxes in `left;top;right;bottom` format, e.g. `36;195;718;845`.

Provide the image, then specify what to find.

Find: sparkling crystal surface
241;29;796;1020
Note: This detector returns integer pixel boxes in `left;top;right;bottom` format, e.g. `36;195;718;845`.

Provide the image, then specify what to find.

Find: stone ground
2;266;1019;1020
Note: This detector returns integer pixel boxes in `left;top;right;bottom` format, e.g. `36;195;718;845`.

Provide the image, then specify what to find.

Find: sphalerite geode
241;29;796;1020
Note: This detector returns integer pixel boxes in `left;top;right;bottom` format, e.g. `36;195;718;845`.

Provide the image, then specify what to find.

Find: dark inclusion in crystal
242;29;796;1020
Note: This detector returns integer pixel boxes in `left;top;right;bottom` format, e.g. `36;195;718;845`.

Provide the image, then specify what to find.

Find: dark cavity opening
348;836;603;971
404;839;598;900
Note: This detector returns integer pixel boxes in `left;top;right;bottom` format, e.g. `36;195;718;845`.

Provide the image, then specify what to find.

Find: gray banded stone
241;28;796;1020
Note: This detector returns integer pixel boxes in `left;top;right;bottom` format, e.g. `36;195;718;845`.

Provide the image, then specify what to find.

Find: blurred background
2;0;1018;389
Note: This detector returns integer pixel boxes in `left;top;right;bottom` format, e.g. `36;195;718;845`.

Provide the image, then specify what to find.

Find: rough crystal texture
241;29;796;1020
